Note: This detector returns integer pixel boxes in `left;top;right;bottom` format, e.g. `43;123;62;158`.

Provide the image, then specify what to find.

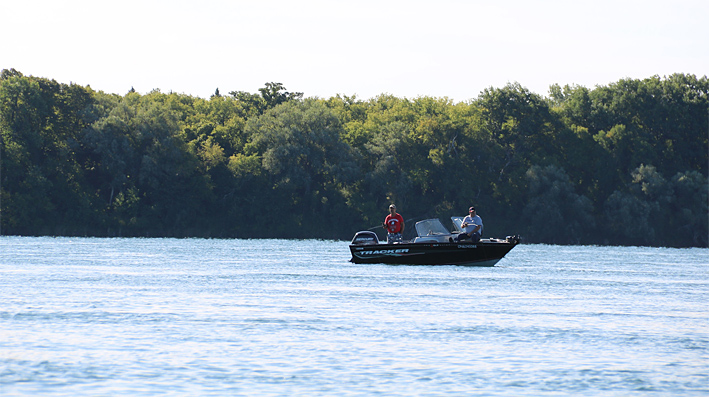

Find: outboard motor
351;231;380;245
506;235;521;244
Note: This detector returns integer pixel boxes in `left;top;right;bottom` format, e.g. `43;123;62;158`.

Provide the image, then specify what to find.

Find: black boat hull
349;240;518;266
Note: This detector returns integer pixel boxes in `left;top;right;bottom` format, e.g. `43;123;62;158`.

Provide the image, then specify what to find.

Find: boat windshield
450;217;464;232
414;219;451;237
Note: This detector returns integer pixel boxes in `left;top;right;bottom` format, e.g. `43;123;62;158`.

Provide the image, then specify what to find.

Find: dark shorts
387;233;403;244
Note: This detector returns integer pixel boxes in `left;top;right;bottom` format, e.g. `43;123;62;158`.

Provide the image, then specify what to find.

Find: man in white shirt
455;206;483;242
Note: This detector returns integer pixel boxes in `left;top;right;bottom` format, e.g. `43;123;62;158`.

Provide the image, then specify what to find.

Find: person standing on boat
383;204;405;244
456;206;483;242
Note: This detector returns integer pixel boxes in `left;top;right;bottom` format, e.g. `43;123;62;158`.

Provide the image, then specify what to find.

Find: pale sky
3;0;707;102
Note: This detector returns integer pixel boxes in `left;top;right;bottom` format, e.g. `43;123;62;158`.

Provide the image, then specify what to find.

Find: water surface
1;237;707;396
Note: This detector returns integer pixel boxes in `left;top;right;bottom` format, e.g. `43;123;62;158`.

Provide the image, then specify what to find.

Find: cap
469;206;475;211
389;204;396;209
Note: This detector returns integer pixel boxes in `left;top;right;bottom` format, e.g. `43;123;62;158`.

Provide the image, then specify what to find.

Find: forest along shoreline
0;69;707;247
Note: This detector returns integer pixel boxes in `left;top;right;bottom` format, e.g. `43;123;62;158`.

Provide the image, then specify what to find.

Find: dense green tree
472;83;562;231
240;99;359;237
604;165;667;246
522;165;595;244
603;164;708;247
0;71;99;234
229;82;303;117
258;82;303;108
668;170;708;246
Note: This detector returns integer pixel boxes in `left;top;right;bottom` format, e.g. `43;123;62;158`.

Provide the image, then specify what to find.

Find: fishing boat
349;217;520;266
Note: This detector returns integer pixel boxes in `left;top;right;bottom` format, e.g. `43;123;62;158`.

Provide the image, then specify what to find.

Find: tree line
1;69;707;247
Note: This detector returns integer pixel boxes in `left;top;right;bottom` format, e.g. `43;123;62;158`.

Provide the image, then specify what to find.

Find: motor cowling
351;231;380;245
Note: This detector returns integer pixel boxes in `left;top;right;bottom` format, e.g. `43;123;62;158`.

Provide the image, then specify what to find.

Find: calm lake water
0;236;707;396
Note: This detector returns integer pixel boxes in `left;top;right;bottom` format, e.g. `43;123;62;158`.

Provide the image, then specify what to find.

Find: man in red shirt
383;204;405;244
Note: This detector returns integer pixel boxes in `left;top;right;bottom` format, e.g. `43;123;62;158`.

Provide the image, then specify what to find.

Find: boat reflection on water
349;218;520;267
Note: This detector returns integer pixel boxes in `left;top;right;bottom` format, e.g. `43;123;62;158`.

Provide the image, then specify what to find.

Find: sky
3;0;708;102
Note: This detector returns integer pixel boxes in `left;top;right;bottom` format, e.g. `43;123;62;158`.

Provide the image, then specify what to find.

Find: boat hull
349;240;517;266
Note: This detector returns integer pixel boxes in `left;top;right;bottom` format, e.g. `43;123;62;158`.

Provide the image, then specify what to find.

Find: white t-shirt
462;215;483;235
